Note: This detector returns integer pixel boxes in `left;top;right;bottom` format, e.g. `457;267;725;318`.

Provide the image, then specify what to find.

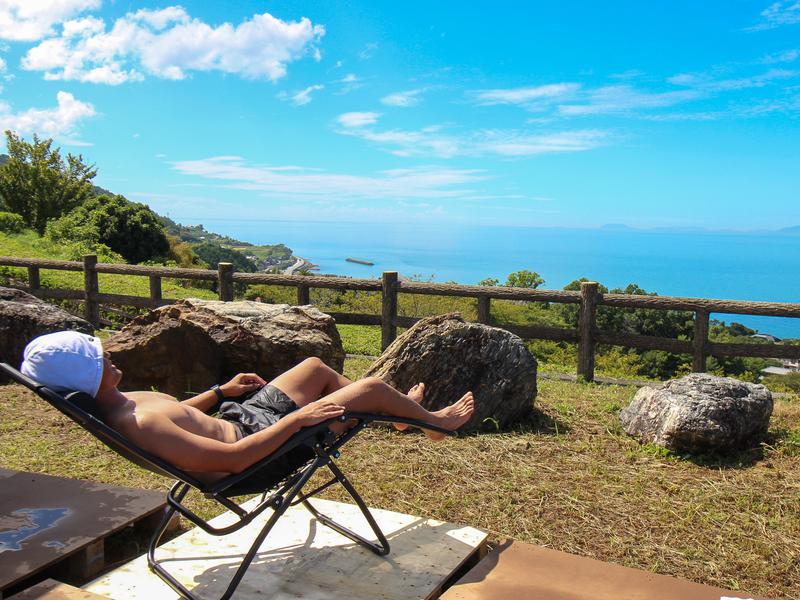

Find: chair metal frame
0;362;452;600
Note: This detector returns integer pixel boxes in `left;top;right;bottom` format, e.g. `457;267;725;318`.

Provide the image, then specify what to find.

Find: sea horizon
198;219;800;339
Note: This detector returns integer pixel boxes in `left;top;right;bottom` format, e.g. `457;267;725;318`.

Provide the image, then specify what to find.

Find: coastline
283;256;317;274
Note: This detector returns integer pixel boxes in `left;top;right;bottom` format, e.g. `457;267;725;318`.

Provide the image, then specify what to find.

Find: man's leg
317;377;474;440
269;357;352;407
269;358;473;438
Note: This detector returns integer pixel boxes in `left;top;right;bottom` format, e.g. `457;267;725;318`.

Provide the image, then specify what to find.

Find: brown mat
441;540;767;600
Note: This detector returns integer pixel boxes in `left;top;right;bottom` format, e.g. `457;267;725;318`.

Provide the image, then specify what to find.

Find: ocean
200;219;800;339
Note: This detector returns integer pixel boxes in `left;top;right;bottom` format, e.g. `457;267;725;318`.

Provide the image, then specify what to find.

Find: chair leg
147;483;197;599
148;460;323;600
302;460;390;556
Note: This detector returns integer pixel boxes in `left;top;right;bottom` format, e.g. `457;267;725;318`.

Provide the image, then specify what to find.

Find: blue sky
0;1;798;230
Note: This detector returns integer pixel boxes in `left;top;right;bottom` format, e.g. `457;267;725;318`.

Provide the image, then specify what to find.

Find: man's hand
294;399;346;427
220;373;267;398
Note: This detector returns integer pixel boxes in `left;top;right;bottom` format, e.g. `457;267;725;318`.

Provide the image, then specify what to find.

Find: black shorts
218;384;299;437
218;385;314;490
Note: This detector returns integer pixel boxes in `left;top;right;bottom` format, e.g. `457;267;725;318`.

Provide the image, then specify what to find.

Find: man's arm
132;400;345;473
181;373;267;413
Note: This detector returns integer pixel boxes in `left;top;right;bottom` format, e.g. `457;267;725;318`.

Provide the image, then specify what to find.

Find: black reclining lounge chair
0;362;452;600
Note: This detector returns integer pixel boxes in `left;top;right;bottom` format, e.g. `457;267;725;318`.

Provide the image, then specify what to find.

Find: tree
478;277;499;286
192;243;257;273
0;131;96;234
46;195;170;263
505;270;544;289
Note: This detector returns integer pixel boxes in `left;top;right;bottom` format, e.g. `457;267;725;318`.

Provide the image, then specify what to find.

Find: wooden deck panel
86;498;487;600
441;540;767;600
0;470;165;595
7;579;109;600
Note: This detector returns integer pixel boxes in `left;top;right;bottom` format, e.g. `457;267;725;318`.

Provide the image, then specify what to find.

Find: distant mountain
778;225;800;234
600;223;635;231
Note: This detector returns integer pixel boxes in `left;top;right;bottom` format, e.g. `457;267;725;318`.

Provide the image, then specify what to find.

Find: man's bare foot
394;383;425;431
425;392;475;441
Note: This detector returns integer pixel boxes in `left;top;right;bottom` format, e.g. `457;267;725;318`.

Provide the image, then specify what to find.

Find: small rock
620;373;773;453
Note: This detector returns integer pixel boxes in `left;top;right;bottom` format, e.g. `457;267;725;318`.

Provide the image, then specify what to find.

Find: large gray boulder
620;373;773;453
0;287;93;378
365;313;537;432
104;299;345;397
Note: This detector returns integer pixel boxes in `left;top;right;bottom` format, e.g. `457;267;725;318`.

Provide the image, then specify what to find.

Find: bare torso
108;391;241;444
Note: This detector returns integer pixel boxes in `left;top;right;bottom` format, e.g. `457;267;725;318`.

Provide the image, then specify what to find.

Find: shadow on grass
647;428;798;469
472;407;570;436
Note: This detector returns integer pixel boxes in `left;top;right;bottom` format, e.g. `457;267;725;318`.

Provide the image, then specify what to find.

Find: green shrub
46;195;170;263
0;211;24;233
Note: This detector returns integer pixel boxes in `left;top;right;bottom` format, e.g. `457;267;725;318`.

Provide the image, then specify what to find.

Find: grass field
2;358;798;598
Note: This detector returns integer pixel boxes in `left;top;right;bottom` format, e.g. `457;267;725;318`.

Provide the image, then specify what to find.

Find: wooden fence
2;254;800;382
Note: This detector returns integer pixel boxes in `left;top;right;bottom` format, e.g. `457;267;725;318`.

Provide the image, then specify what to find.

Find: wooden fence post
381;271;399;351
477;295;491;324
577;281;599;382
218;262;234;301
693;310;710;372
27;266;40;293
297;284;310;305
83;254;100;326
149;275;162;307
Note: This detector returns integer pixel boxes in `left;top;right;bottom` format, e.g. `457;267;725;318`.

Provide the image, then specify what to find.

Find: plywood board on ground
441;540;767;600
7;579;109;600
86;498;486;600
0;470;165;593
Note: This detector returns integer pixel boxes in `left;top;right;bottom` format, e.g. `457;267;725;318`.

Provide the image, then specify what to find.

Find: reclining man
21;331;474;479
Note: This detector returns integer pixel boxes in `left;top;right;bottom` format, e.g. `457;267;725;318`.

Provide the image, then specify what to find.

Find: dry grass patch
1;371;798;598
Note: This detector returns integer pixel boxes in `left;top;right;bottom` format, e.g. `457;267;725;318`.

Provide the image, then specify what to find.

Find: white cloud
170;156;485;200
557;85;703;116
331;72;361;94
291;84;324;105
0;0;99;41
668;68;799;91
758;49;800;64
473;83;580;107
21;7;325;84
381;89;424;107
748;1;800;31
477;129;609;156
358;42;377;60
336;120;609;158
0;91;95;141
337;111;381;127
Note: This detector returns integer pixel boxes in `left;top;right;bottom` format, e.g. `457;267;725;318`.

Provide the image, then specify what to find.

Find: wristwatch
210;384;225;402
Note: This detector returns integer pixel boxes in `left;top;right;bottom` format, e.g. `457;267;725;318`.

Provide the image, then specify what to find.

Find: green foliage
46;194;170;263
0;211;24;233
762;372;800;394
0;132;96;234
166;235;204;268
252;243;292;260
193;243;257;272
158;215;251;247
479;277;499;286
0;229;216;302
505;269;544;289
337;325;382;356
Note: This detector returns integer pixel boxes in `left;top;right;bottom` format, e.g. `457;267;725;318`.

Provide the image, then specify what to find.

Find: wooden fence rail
2;254;799;382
